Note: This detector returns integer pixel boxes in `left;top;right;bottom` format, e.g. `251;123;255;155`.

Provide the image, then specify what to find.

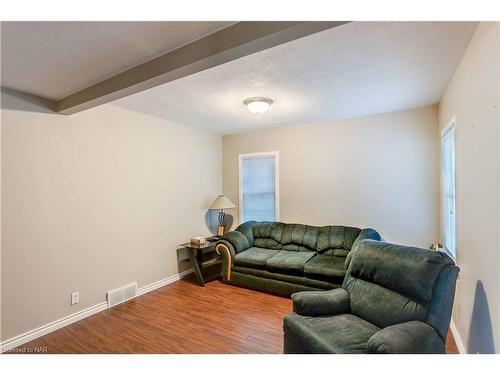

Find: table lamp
208;195;236;237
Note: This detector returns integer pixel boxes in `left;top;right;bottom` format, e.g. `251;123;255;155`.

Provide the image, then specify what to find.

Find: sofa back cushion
343;240;458;333
253;222;284;250
281;224;319;252
316;226;361;255
250;222;369;254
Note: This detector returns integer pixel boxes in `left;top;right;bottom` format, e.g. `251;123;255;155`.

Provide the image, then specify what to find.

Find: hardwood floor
446;330;459;354
7;279;459;354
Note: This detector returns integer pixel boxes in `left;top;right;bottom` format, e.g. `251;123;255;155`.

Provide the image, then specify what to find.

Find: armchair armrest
292;288;350;316
366;321;445;354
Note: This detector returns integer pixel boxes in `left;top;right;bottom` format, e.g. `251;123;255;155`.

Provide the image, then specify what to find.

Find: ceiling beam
56;21;349;115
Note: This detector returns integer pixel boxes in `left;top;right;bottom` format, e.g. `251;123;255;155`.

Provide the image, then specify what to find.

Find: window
239;151;279;223
441;119;456;259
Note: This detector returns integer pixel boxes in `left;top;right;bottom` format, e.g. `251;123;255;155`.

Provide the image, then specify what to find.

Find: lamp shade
209;195;236;210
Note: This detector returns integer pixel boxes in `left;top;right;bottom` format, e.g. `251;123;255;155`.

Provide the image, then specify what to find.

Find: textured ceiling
113;21;477;134
0;21;234;99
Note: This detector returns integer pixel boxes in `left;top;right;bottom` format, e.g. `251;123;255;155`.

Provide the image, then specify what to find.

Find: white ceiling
113;21;477;135
0;21;233;99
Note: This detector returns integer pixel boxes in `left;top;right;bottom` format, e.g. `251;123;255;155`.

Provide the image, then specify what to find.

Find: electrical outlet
71;292;79;305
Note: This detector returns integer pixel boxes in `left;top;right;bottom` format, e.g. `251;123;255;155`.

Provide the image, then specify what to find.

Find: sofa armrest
216;240;236;282
366;321;445;354
292;288;350;316
221;230;250;253
215;230;251;282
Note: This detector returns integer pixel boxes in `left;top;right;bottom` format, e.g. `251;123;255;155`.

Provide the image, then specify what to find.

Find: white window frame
441;117;456;261
238;151;280;224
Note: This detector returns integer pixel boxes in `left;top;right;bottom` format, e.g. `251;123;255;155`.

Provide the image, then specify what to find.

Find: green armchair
283;240;459;354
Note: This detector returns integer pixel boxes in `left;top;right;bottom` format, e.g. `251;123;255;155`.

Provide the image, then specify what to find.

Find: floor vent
107;282;137;308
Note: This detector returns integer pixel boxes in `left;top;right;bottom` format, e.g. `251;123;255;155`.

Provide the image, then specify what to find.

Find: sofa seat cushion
233;247;279;268
266;250;316;275
284;313;379;354
304;254;347;279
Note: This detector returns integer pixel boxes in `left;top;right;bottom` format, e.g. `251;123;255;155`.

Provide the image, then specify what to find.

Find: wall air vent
106;282;137;308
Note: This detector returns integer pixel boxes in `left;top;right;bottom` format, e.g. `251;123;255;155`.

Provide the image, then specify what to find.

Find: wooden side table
182;242;220;286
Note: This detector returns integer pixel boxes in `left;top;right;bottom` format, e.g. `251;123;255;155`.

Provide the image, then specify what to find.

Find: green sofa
215;221;381;297
283;240;459;353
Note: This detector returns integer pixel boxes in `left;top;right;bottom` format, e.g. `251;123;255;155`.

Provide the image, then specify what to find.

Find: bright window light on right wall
441;118;456;260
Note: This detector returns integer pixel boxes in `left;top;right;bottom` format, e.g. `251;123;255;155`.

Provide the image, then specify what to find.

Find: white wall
0;89;222;341
439;22;500;353
223;106;440;248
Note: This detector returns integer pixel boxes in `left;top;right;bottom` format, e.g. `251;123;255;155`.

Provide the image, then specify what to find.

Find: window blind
241;155;277;222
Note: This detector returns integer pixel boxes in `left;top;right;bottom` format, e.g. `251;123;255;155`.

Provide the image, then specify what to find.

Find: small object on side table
207;235;221;242
190;236;206;246
430;242;443;251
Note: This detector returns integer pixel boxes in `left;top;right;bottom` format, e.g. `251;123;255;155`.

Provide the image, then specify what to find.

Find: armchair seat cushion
233;247;279;268
304;254;347;279
284;313;379;354
266;250;316;275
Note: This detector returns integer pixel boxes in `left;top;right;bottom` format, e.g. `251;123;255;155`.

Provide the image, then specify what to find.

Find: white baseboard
136;258;218;297
0;302;108;353
0;265;206;353
136;268;193;297
450;318;467;354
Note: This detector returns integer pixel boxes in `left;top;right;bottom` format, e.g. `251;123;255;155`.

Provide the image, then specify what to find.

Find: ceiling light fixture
243;97;273;114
